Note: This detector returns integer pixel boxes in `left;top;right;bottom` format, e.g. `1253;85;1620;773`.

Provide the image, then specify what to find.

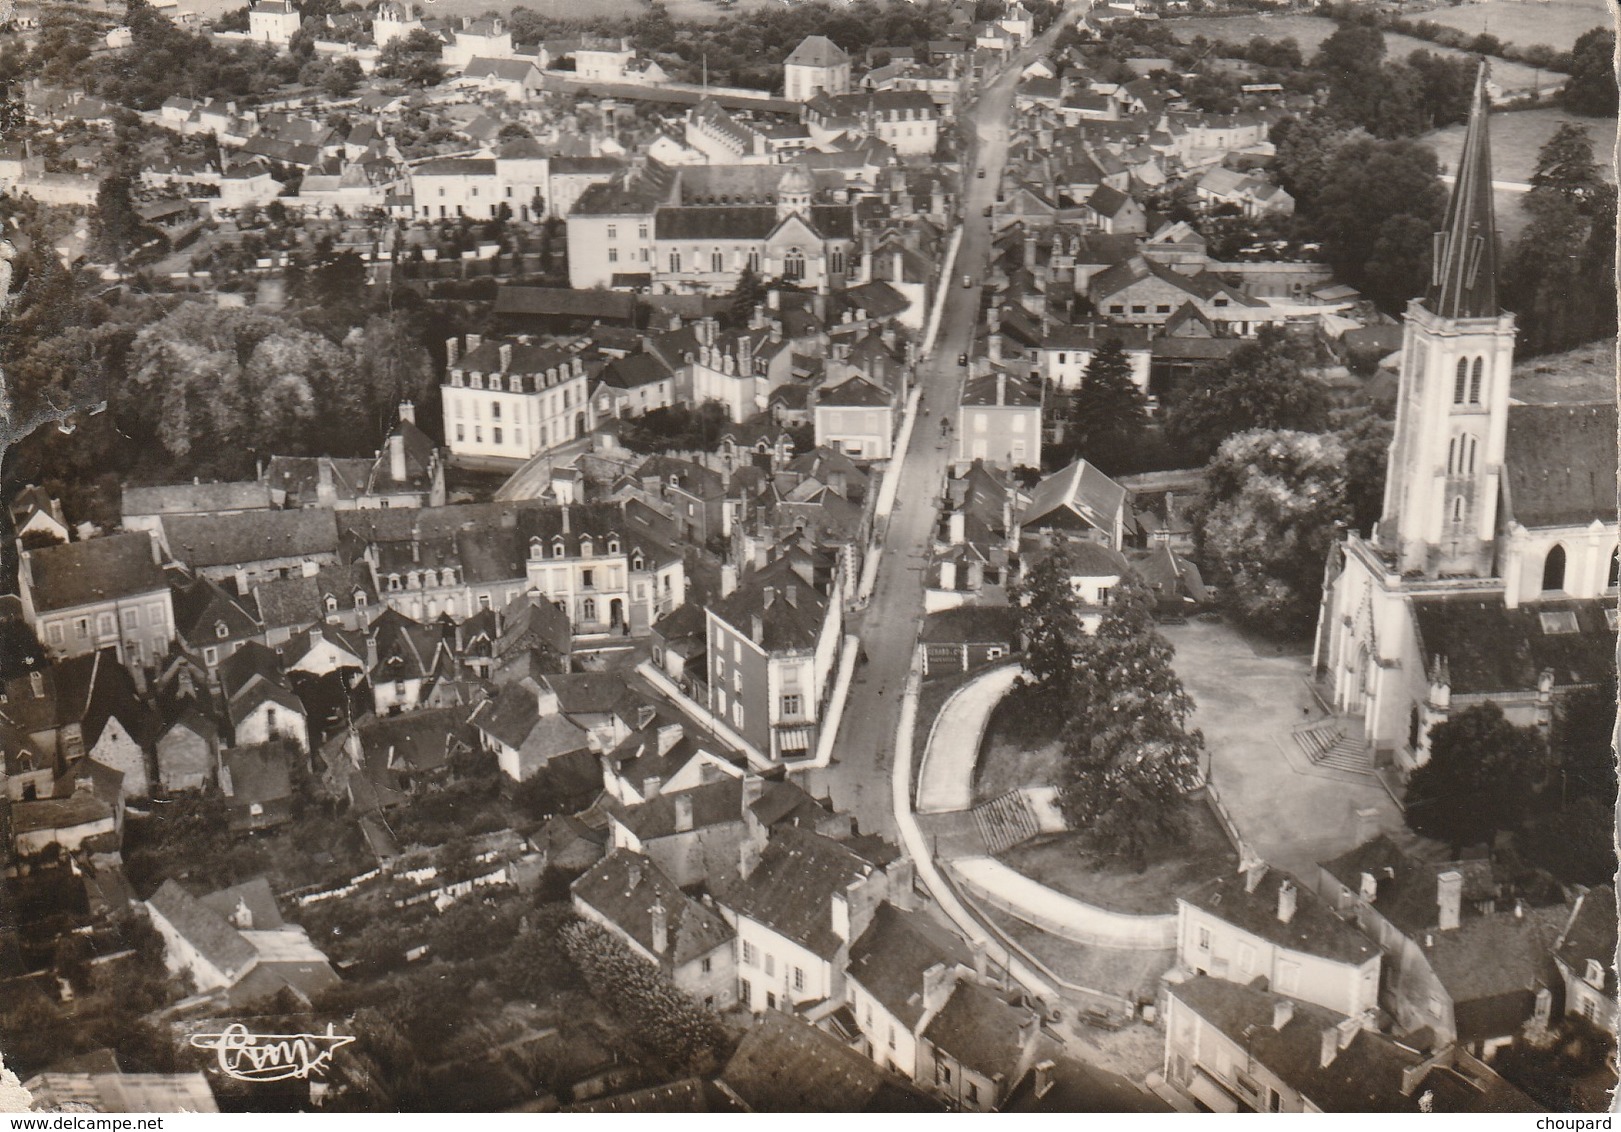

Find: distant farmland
1407;0;1611;55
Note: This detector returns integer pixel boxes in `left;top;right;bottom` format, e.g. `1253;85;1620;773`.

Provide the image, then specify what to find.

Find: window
97;613;115;636
1539;610;1579;635
1097;586;1111;604
1196;926;1212;951
456;423;465;442
1469;356;1484;403
1451;496;1465;524
606;224;617;240
582;568;595;589
764;954;775;977
742;940;756;966
888;1025;896;1050
1109;304;1125;314
121;608;139;630
492;427;502;445
793;967;804;991
733;702;744;728
1542;544;1567;592
968;1082;979;1105
204;646;218;666
747;250;761;273
701;957;712;974
638;224;648;240
1609;548;1620;590
938;1064;952;1086
582;597;597;621
739;977;751;1004
1130;304;1146;315
781;693;802;717
766;990;777;1010
711;249;724;273
325;595;338;612
670;251;682;273
608;248;618;263
47;623;64;646
1453;357;1468;403
784;248;805;280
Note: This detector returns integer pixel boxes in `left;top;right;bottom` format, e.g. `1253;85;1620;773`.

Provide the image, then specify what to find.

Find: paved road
815;25;1067;840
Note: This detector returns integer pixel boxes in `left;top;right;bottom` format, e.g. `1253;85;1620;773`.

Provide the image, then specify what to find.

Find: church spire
1426;62;1498;320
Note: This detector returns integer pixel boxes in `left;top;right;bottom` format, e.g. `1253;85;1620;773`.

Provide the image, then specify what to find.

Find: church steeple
1426;63;1498;320
1376;59;1516;579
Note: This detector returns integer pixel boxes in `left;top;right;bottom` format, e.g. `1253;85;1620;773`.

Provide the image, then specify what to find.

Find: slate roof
1002;1056;1171;1112
221;744;294;808
122;482;273;518
1410;596;1614;697
655;205;777;241
722;826;874;960
848;903;974;1029
564;1078;733;1113
784;34;850;67
1021;459;1125;535
919;604;1018;645
413;157;497;176
146;879;258;979
24;533;166;612
1171;977;1430;1112
250;564;376;632
464;57;540;81
1426;904;1567;1041
172;575;260;645
198;876;285;931
960;371;1041;408
1183;868;1377;966
573;849;733;967
162;510;339;570
1501;401;1617;529
601;353;672;390
707;556;829;653
719;1011;941;1112
1554;885;1617;994
616;777;744;841
922;979;1037;1082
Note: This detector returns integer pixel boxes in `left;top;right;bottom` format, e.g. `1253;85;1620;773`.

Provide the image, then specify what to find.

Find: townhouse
441;335;597;463
19;533;175;672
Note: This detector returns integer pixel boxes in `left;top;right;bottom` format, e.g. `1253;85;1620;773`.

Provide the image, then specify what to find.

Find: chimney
650;900;668;955
1273;999;1294;1031
1023;230;1036;270
561;505;571;535
720;563;738;597
996;372;1007;405
642;775;662;799
399;400;415;425
763;585;775;609
466;332;483;354
754;542;769;571
1359;870;1378;902
767;288;780;311
1277;879;1297;924
1436;870;1462;931
674;792;693;833
938;559;957;592
234;567;249;595
316;457;336;505
1244;859;1266;894
989;334;1003;363
921;962;957;1016
784;584;796;608
389;432;407;483
1033;1060;1055;1100
750;613;763;644
656;723;684;756
948;511;965;545
627;859;642;890
1319;1025;1340;1069
499;342;513;372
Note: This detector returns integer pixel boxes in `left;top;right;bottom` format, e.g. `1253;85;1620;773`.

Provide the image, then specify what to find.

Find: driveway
1160;618;1404;877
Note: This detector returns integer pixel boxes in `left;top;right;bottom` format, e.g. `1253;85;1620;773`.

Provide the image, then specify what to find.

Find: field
1406;0;1611;54
1165;13;1551;95
169;0;768;23
1421;104;1618;238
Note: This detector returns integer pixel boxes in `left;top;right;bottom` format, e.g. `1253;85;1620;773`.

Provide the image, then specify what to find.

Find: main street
816;18;1074;840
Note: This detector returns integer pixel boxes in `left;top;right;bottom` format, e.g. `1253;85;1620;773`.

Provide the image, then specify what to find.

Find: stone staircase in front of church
970;790;1042;854
1292;719;1374;775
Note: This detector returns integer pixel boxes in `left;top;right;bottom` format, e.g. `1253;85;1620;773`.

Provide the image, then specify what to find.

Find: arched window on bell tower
1468;357;1484;404
1451;496;1465;524
1607;547;1619;590
1452;357;1468;404
1541;544;1567;592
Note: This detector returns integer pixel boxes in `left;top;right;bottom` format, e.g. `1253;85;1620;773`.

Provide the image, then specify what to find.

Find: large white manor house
1314;66;1618;773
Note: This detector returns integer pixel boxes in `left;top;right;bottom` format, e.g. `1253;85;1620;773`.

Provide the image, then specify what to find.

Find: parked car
976;168;986;178
957;352;967;366
961;274;974;288
981;204;992;217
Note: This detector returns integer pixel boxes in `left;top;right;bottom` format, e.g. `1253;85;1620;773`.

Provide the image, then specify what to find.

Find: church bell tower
1376;63;1516;579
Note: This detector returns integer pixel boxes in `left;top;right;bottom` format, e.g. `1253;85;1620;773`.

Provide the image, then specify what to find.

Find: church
1313;65;1618;774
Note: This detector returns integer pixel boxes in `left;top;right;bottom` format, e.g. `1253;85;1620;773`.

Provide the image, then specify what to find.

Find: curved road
817;17;1077;840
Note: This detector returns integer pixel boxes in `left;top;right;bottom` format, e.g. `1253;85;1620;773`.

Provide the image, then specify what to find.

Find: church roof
1410;596;1614;697
1503;401;1617;529
1425;64;1498;320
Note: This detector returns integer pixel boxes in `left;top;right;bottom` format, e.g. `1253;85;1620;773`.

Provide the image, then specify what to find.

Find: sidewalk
914;664;1024;813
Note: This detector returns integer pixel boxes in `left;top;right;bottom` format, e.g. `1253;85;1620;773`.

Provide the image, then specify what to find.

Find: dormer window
607;538;620;554
216;621;230;639
388;575;402;591
553;538;566;559
29;671;43;698
531;542;543;560
580;539;593;558
632;553;644;571
355;591;368;607
325;595;338;612
1587;958;1606;987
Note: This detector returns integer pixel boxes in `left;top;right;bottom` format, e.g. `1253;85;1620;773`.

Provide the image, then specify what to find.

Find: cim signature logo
190;1023;357;1083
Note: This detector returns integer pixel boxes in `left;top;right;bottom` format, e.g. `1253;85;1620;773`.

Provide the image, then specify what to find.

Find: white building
247;0;300;46
441;335;596;463
783;35;851;103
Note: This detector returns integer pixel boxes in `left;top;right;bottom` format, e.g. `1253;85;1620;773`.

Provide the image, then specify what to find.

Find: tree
322;55;364;98
1551;684;1618;809
1405;702;1545;849
377;28;445;87
1336;409;1393;538
1562;28;1618;116
1505;125;1618;355
1056;574;1203;866
1198;429;1350;636
1270;115;1365;211
1067;339;1148;476
1311;136;1447;311
725;266;767;329
1008;542;1093;729
562;921;728;1072
94;172;146;261
1163;328;1329;464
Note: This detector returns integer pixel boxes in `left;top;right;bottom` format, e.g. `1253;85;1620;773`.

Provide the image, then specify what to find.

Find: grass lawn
972;686;1064;805
1165;13;1549;94
996;792;1238;915
1412;0;1611;55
